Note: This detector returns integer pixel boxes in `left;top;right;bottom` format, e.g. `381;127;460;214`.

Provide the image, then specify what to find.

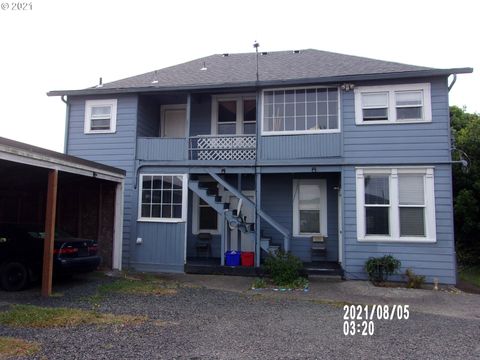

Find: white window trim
354;83;432;125
192;192;221;235
261;85;341;136
356;167;436;243
137;173;188;223
84;99;117;134
211;94;256;135
292;179;328;237
160;104;187;138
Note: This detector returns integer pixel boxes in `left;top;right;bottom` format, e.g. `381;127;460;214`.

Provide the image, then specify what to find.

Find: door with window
293;179;328;237
214;96;256;135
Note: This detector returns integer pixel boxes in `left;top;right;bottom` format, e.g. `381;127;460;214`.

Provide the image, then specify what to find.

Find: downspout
61;95;70;154
448;74;457;92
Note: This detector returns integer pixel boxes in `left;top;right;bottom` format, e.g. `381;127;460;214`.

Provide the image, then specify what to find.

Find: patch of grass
0;305;146;328
0;337;40;359
459;266;480;288
251;278;268;289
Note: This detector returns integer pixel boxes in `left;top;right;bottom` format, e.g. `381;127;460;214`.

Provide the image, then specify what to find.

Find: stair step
190;175;199;181
206;189;218;196
223;203;230;209
215;195;222;202
198;182;210;189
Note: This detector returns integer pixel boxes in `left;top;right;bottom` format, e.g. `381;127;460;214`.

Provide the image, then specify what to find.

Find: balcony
137;135;256;162
189;135;256;161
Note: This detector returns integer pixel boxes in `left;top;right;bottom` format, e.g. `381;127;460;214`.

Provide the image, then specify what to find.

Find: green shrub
405;268;425;289
365;255;401;284
290;276;309;290
264;250;303;286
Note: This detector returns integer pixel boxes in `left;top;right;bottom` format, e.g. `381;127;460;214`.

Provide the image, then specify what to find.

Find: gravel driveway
0;274;479;359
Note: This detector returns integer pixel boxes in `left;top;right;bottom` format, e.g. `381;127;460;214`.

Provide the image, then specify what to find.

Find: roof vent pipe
222;53;229;57
293;50;300;54
96;77;103;88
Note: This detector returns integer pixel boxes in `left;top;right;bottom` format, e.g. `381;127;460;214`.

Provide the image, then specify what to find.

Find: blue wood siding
259;133;341;160
342;77;451;164
66;94;138;265
137;96;159;137
260;173;340;262
137;138;187;161
132;222;185;272
190;94;212;136
342;164;456;284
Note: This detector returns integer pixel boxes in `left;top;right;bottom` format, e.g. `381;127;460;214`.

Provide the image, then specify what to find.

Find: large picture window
356;168;436;242
354;83;431;124
138;174;187;222
262;87;339;135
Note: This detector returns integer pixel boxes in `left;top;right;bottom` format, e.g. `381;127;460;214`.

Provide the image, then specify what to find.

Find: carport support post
41;169;58;297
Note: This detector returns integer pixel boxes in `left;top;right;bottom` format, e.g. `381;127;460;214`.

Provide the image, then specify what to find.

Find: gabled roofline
47;67;473;97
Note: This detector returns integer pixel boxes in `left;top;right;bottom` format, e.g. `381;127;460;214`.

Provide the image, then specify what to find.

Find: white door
228;192;255;252
162;108;186;138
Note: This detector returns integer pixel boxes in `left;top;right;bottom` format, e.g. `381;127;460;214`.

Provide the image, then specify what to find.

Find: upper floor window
262;87;339;135
84;99;117;134
354;83;431;125
212;95;256;135
356;167;436;243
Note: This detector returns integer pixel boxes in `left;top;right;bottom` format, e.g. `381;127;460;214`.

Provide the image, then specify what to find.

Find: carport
0;137;125;296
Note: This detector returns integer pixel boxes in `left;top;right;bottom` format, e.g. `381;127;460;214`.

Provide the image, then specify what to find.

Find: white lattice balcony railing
189;135;256;161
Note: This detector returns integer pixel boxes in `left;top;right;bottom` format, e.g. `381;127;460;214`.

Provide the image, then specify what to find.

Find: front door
228;192;255;252
162;106;186;138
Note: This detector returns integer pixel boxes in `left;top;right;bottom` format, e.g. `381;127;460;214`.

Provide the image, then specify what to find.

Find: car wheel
0;262;29;291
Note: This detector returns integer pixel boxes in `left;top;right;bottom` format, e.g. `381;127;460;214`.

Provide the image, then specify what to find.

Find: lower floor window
356;168;436;242
138;174;187;222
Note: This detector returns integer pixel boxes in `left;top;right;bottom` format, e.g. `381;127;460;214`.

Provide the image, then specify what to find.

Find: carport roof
0;137;126;182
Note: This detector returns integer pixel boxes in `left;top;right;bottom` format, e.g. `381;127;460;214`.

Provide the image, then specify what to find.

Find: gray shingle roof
101;49;432;89
47;49;472;96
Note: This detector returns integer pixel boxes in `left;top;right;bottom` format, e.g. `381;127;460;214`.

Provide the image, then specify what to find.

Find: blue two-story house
48;49;472;284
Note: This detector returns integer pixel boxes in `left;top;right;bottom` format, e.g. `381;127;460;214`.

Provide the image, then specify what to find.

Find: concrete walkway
167;273;480;320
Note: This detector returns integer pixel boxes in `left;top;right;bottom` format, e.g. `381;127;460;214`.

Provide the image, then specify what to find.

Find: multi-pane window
139;175;186;221
263;87;339;133
84;99;117;133
354;83;431;124
356;168;436;242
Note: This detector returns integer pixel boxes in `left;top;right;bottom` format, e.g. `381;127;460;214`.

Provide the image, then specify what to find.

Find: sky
0;0;478;152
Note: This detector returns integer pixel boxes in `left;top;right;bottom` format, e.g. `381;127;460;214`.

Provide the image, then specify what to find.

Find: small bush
264;250;303;286
365;255;401;284
405;268;425;289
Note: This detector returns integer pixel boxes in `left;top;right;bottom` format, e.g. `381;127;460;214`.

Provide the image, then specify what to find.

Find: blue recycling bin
225;251;240;266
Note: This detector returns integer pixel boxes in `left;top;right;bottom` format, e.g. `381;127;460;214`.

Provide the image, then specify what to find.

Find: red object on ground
241;251;254;267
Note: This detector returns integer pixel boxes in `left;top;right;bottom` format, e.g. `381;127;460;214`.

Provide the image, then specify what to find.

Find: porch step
302;262;344;278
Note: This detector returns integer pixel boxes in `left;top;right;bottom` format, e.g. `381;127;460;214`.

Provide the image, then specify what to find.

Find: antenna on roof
200;61;207;71
253;41;260;82
151;71;159;84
